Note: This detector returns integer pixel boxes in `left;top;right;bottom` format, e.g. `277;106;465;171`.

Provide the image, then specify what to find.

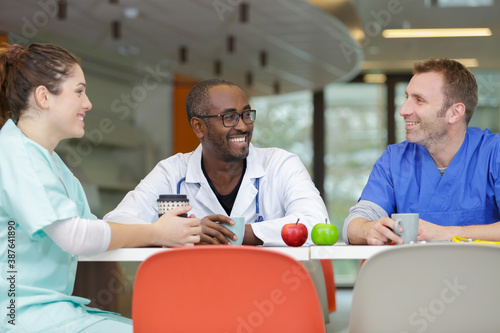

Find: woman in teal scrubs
0;43;202;332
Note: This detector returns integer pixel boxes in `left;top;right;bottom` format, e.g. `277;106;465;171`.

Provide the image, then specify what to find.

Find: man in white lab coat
104;79;329;247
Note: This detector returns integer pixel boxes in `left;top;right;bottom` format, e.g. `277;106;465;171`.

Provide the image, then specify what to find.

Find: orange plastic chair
132;246;326;333
320;259;336;313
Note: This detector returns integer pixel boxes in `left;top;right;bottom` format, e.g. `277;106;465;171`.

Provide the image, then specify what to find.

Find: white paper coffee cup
157;194;189;217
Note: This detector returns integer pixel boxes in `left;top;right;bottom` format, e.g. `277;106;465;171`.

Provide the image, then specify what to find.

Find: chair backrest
133;245;325;333
349;243;500;333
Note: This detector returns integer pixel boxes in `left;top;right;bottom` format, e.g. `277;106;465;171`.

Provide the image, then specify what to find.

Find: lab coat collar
185;143;265;185
184;144;205;185
184;143;265;216
232;144;265;217
246;143;266;180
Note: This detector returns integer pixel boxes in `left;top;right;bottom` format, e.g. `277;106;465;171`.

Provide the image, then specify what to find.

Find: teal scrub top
0;120;106;331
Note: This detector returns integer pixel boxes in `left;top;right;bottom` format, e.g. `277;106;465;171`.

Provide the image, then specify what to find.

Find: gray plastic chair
349;243;500;333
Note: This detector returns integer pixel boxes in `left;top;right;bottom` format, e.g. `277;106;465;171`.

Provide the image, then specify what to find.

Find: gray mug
391;213;419;244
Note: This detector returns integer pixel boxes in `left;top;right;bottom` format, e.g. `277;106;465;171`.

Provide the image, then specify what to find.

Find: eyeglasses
197;110;256;127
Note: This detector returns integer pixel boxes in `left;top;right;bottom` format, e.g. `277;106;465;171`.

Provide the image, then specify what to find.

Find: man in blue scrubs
344;58;500;245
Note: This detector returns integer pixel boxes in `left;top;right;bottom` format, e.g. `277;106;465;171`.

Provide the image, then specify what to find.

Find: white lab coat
104;144;329;246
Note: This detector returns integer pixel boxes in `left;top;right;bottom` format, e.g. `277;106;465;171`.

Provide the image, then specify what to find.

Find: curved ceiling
0;0;363;96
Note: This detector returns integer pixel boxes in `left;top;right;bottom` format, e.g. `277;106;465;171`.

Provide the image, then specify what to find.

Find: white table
79;244;392;262
310;244;393;260
79;246;311;262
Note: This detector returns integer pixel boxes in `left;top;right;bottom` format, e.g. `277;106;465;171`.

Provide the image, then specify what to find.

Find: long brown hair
0;43;80;128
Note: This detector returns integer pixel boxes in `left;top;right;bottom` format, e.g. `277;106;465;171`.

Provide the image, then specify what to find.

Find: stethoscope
176;177;264;222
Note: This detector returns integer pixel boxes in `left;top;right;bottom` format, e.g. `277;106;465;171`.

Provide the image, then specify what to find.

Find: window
470;70;500;133
324;82;387;284
251;90;313;170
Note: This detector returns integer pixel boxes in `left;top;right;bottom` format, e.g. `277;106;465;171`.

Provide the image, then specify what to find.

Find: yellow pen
452;236;500;245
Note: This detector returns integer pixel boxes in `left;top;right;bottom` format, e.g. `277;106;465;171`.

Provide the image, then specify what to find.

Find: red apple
281;219;308;247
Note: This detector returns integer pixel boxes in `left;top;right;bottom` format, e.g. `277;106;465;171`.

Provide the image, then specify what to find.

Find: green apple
311;222;338;245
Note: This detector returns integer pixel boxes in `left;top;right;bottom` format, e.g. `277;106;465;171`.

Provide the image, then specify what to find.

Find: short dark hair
185;79;236;123
413;58;478;124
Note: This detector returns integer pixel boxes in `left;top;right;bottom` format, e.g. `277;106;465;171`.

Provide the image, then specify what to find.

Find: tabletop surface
78;243;400;262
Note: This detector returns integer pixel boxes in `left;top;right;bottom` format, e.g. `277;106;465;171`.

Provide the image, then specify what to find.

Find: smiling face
399;71;452;149
47;65;92;142
199;84;253;162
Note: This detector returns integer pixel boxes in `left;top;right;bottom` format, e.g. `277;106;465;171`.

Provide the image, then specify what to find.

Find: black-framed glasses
197;110;256;127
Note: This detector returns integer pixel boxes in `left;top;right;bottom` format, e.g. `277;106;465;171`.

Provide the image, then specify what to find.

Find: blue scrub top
0;120;105;331
360;127;500;226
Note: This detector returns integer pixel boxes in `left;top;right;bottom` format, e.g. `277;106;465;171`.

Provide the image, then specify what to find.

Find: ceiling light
124;7;139;19
179;46;188;64
117;44;139;56
362;58;479;70
227;35;235;53
425;0;493;7
111;20;121;40
58;0;67;20
246;71;253;86
260;51;267;67
214;60;222;76
273;81;280;94
454;58;479;67
350;27;365;42
383;28;492;38
239;3;249;23
363;73;387;83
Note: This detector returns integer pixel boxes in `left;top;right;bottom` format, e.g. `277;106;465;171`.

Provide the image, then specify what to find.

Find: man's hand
243;224;263;245
197;214;237;245
365;217;404;245
153;205;202;247
418;220;454;241
348;217;403;245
